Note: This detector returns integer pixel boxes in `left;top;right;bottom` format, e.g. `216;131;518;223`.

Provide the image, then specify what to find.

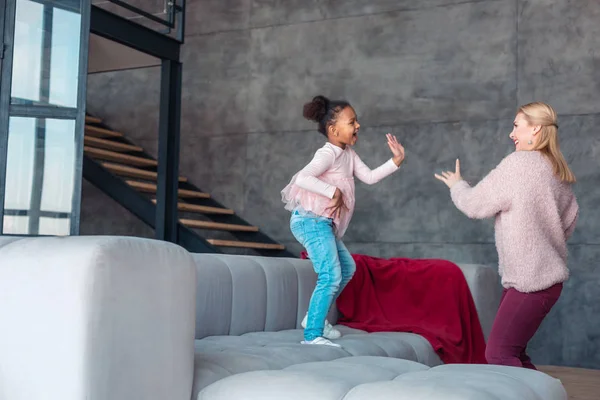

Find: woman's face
509;113;539;151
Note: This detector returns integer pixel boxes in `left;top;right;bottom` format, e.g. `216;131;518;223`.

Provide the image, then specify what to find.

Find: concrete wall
84;0;600;368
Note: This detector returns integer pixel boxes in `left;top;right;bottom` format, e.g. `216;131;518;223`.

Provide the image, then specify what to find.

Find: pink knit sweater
450;151;579;293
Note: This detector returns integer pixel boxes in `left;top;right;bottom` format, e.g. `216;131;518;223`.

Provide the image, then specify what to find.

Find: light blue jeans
290;209;356;341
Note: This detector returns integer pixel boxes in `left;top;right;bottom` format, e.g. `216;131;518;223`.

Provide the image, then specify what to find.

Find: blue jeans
290;209;356;341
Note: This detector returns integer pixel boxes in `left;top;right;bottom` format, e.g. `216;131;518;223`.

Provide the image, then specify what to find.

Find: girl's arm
295;147;338;198
352;150;399;185
352;134;404;184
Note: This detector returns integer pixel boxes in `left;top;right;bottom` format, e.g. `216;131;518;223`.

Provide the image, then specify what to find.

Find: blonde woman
435;102;579;369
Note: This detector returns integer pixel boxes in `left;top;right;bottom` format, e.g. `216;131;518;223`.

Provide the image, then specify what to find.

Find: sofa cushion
192;327;441;398
197;357;567;400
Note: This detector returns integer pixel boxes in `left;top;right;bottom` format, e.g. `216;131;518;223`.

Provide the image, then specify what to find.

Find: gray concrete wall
84;0;600;368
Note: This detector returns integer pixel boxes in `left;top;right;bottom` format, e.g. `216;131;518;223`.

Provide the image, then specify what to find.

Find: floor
539;366;600;400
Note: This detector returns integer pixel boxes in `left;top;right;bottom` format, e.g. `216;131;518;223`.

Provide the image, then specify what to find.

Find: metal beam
71;0;92;235
90;5;180;62
177;181;296;258
82;155;220;253
104;0;173;28
155;59;182;243
0;0;17;234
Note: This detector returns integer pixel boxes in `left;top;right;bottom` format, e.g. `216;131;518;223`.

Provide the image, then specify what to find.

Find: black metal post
0;0;17;234
27;5;54;235
70;0;91;235
176;0;186;43
155;59;181;243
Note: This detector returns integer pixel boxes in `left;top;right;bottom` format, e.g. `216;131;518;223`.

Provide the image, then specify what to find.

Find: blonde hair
518;102;576;183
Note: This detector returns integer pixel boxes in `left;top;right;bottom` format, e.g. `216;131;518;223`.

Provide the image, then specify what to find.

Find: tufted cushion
190;253;501;398
191;254;500;339
191;328;442;397
197;357;567;400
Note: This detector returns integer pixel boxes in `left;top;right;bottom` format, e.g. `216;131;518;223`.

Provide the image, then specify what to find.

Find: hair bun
303;95;329;122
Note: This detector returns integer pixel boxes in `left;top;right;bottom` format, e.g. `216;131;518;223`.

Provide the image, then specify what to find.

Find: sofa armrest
0;236;196;400
454;263;501;340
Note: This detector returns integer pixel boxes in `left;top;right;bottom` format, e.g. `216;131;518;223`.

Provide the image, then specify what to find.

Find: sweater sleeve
294;147;338;199
352;150;399;185
563;195;579;240
449;155;514;219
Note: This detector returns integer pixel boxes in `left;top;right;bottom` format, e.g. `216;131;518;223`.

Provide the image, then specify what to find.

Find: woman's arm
436;157;514;219
563;196;579;240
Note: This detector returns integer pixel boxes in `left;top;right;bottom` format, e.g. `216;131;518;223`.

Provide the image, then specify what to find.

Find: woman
434;102;579;369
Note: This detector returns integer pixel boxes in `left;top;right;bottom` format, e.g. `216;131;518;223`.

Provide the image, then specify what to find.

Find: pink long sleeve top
450;151;579;293
281;142;399;238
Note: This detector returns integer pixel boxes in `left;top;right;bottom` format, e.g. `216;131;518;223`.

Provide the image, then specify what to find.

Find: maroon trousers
485;283;563;369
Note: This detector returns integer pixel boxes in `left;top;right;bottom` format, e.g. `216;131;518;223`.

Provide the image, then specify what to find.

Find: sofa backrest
191;253;501;340
191;253;331;339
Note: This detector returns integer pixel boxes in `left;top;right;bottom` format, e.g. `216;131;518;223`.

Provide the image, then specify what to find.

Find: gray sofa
0;236;567;400
190;253;501;397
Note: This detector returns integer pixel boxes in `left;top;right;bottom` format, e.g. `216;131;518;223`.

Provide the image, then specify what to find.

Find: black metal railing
103;0;186;42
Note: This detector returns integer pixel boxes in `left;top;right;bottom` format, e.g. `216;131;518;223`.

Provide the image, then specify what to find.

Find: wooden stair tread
207;239;285;250
151;199;233;215
126;180;209;198
85;125;123;138
102;162;187;182
181;219;259;232
101;162;188;182
85;115;102;124
84;136;143;152
85;146;157;167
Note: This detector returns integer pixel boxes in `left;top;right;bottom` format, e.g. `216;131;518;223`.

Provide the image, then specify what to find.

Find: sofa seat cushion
197;356;567;400
192;327;442;397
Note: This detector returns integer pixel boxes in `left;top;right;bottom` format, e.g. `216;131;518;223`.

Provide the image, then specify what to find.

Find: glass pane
3;117;77;235
11;0;82;107
3;216;29;234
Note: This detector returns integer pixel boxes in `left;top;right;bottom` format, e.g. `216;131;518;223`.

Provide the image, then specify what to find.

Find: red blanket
302;252;487;364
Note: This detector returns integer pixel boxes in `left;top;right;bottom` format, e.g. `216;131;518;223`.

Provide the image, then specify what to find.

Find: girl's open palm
387;133;405;166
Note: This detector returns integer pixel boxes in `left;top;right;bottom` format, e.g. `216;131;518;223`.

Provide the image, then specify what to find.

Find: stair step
206;239;285;250
84;136;143;153
178;203;234;215
85;146;157;167
181;219;259;232
151;199;234;215
85;115;102;124
85;125;123;138
126;180;209;199
102;162;187;182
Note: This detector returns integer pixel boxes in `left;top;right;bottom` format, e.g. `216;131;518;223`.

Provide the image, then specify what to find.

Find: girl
281;95;405;347
435;102;579;369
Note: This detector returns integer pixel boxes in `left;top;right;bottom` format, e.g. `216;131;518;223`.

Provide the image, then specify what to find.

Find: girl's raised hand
387;133;405;166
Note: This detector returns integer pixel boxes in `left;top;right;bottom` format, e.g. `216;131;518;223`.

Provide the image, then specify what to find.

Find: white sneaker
301;313;342;339
301;337;342;348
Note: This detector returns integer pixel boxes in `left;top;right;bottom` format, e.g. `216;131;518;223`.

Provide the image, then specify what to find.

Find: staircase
82;115;294;257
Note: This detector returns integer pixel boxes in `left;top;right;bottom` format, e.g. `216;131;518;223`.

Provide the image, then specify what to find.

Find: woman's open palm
434;159;463;188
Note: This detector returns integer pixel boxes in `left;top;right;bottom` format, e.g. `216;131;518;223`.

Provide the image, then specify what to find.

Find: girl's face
329;106;360;148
